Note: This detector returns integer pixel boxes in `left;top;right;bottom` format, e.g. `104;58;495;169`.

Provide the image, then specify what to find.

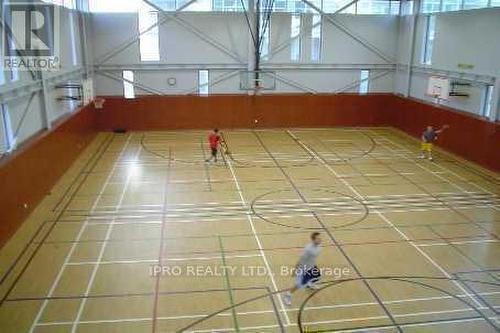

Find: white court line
181;308;500;332
74;191;493;209
371;138;489;309
65;253;263;266
334;317;499;333
28;134;133;333
416;239;500;247
71;143;142;333
35;291;500;326
375;135;499;203
286;129;484;309
225;150;292;326
69;204;500;227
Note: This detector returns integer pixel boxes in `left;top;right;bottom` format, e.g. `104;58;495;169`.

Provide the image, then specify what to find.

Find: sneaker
428;156;434;161
418;154;426;159
283;292;292;306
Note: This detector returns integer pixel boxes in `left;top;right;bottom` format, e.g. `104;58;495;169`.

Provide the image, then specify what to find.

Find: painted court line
28;134;133;333
71;143;142;333
35;299;500;327
358;134;492;310
225;147;292;326
417;239;500;247
287;129;485;309
65;253;263;266
376;135;498;196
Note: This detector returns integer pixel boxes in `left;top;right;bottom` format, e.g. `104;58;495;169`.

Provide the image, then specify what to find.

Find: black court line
387;129;500;187
176;276;500;332
152;148;172;333
0;134;115;300
5;286;268;303
297;277;500;333
31;234;497;255
217;235;240;331
455;268;500;275
367;139;499;241
265;286;286;333
220;130;316;168
24;235;498;262
252;130;403;333
51;135;115;212
310;129;377;165
427;226;499;283
250;188;369;230
32;219;498;243
141;133;209;165
453;273;500;316
306;316;497;333
315;137;376;186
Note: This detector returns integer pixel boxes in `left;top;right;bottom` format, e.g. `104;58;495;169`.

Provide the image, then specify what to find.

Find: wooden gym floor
0;127;499;333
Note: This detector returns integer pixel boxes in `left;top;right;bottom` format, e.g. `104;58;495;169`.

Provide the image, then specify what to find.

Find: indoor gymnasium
0;0;499;332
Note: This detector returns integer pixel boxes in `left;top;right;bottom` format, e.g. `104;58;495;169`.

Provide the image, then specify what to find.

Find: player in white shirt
283;232;322;306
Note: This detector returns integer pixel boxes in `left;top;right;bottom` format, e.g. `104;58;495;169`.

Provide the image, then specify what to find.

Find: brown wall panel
1;93;498;247
96;94;498;172
253;94;392;127
96;94;394;130
389;95;500;172
0;106;97;246
96;95;256;130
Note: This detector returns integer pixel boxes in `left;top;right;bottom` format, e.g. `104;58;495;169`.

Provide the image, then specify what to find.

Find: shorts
295;266;321;288
421;142;433;152
210;147;218;157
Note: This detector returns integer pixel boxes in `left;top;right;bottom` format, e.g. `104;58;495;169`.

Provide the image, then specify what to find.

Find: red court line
152;148;171;333
6;286;267;303
0;134;114;301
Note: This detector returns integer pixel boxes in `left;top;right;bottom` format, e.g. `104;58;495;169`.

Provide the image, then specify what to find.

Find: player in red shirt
205;128;221;163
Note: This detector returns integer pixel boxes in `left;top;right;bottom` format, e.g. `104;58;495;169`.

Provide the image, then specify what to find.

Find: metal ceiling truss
164;14;245;63
266;0;359;60
0;68;85;103
398;64;496;86
335;69;392;93
90;0;398;95
95;0;199;65
97;68;242;96
261;63;396;70
95;0;245;66
95;63;394;71
95;63;246;71
97;71;166;95
12;93;37;147
268;71;319;93
301;0;396;63
181;69;242;94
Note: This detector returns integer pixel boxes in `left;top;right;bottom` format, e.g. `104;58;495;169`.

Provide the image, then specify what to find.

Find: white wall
395;8;500;118
2;5;499;157
91;12;399;95
0;6;92;153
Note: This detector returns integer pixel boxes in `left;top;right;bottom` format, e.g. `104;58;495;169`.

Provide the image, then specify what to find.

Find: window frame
198;70;209;96
422;15;436;65
123;70;135;99
481;85;494;119
1;104;15;153
290;14;301;62
359;70;370;94
138;9;161;62
310;13;322;62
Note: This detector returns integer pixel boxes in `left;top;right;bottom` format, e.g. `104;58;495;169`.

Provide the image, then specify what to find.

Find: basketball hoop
254;85;264;96
93;97;105;109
